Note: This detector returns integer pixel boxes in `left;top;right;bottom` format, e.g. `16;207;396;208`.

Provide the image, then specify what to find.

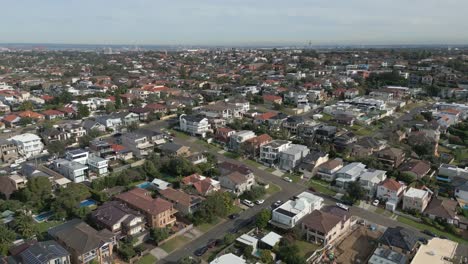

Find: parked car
418;237;428;244
272;200;282;208
194;246;208;256
207;239;221;248
422;229;437;237
228;213;240;220
255;199;264;205
308;186;316;192
242;199;254;207
336;203;349;211
372;200;380;206
283;177;293;183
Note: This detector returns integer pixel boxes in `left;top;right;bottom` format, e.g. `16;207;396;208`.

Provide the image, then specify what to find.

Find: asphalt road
139;119;431;263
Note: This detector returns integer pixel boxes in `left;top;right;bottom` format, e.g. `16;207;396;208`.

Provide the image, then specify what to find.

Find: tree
150;227;170;244
105;103;116;113
19;117;33;126
19;177;53;210
14;212;38;239
397;172;416;185
77;103;90;118
19;101;34;111
46;140;66;156
346;181;366;202
260;250;274;264
178;256;200;264
223;233;236;245
126;122;139;132
276;239;306;264
117;241;136;261
241;186;266;201
51;183;91;219
256;209;272;229
0;225;16;255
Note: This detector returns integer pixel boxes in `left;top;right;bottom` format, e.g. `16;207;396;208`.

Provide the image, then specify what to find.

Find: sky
1;0;468;46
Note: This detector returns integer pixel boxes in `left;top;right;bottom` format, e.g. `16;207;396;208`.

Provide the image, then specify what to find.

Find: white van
242;199;254;207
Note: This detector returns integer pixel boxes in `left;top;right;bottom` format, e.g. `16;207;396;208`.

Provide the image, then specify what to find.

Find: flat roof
411;238;458;264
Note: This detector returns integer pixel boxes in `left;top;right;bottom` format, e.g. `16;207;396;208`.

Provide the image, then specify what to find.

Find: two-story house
179;114;211;138
242;134;272;159
316;158;344;182
334;162;367;189
159;188;204;215
0;138;18;164
301;209;351;245
260;140;291;166
9;133;44;158
402;187;432;213
270;192;323;229
229;130;256;152
376;178;406;211
279;144;310;171
121;132;155;158
115;188;177;228
298;151;329;179
91;201;145;239
219;171;255;196
359;169;387;197
48;219;116;264
17;240;71;264
374;147;406;169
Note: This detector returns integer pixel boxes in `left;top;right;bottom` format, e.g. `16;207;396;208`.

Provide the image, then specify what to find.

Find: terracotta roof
193;178;216;195
254;112;278;121
216;127;235;134
159;188;202;207
58;107;75;113
262;94;282;102
42;109;64;116
115;188;174;216
225;171;248;185
245;134;272;145
182;173;205;185
399;159;431;177
3;114;19;123
380;178;402;191
111;144;126;152
17;110;44;119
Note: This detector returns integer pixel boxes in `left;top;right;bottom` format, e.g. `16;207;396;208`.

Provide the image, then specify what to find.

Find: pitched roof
379;227;418;252
193;178;218;195
399;159;431;177
115;188;174;216
91;201;142;228
3;114;19;123
224;171;249;185
424;198;457;219
254;112;278;121
48;219;114;255
379;178;403;191
42;109;64;116
159;188;203;207
302;210;343;234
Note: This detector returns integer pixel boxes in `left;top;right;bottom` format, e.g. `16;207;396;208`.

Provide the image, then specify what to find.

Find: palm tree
0;225;16;255
14;212;38;239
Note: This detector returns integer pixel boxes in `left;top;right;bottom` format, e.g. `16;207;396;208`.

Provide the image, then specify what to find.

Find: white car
255;199;264;205
283;177;293;183
372;199;380;206
242;199;254;207
336;203;349;211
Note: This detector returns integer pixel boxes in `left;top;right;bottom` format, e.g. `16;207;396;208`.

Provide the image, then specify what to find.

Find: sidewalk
356;201;398;220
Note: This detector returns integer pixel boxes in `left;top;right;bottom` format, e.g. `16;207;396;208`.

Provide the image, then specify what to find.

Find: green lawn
36;220;64;233
294;240;321;257
320;113;333;121
136;254;157;264
244;159;262;168
265;167;275;173
397;216;467;244
375;207;386;215
308;179;336;196
266;183;281;196
197;217;224;232
168;129;190;139
223;151;240;160
160;235;191;253
283;173;302;183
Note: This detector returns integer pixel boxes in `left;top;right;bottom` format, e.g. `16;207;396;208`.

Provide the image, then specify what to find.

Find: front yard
136;254;157;264
397;216;467;244
160;235;191;253
308;179;337;196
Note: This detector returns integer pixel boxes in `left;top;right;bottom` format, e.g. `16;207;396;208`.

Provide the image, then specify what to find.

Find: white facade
9;133;44;158
179;115;211;137
403;187;431;213
260;140;291;165
270;192;323;229
279;144;310;171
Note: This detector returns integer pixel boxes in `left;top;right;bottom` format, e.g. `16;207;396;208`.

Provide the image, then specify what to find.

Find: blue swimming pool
136;181;152;189
79;199;97;208
34;211;54;222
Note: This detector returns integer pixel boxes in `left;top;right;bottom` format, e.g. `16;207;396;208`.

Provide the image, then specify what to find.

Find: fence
158;223;194;246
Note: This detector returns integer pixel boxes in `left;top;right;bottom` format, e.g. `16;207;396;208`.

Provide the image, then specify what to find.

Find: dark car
422;229;437;237
341;199;354;206
439;235;448;239
228;213;240;220
418;237;428;244
207;239;222;248
194;246;208;256
308;186;317;192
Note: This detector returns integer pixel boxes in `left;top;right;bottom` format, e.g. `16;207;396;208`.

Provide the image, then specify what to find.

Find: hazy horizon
1;0;468;46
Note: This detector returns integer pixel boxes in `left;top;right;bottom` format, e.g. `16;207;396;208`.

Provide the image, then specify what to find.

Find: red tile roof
116;188;174;216
42;109;64;116
380;178;402;191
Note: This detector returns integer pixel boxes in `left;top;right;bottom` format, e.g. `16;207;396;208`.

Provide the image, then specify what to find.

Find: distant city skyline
1;0;468;46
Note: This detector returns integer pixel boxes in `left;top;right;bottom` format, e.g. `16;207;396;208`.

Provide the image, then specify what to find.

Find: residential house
359;169;387;197
87;154;109;176
260;140;291;166
298;151;329;179
368;247;407;264
2;114;20;127
262;94;283;105
53;159;88;183
279;144;310;171
344;88;359;99
111;144;133;161
214;127;235;145
210;254;246;264
399;159;431;179
82;119;106;132
115;188;177;228
403;187;432;213
411;238;459;264
158;142;190;157
375;147;406;169
48;219;116;264
316;158;344;182
253;112;277;125
90;139;115;160
218;161;253;177
113;112;139;126
95;115;122;131
301;209;351;245
334;162;367;189
17;110;44;121
58;123;87;142
0;139;18;164
437;164;468;183
151;178;172;191
219;171;255;196
182;173;220;196
270;192;324;229
229;130;256;152
424;198;459;225
315;125;337;143
90;201;145;239
42;109;65;120
121;132;154;158
188;152;207;165
333;131;357;151
159;188;204;215
378;226;418;254
282;116;305;134
16;240;71;264
179;114;211;138
242;134;272;159
9;133;44;158
334;115;355;126
376;178;406;211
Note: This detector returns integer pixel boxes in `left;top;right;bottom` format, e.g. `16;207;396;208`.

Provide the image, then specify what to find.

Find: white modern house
359;169;387;197
279;144;310;171
403;187;432;213
9;133;44;158
121;132;155;158
260;140;291;166
270;192;323;229
53;159;88;183
179;114;211;137
334;162;366;189
229;130;256;151
87;154;109;176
